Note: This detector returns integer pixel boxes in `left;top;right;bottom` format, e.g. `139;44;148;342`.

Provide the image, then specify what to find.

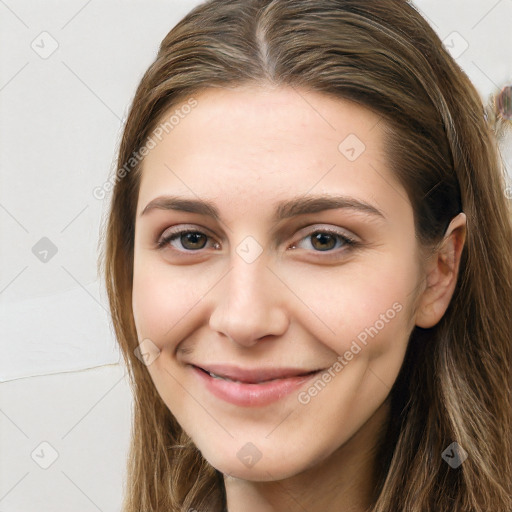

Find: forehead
150;84;383;149
136;85;400;219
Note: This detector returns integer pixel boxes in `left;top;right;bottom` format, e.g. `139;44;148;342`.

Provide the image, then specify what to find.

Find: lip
190;364;324;407
191;363;322;383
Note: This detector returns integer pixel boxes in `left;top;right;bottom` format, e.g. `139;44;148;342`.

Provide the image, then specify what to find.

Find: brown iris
181;232;208;250
310;232;336;251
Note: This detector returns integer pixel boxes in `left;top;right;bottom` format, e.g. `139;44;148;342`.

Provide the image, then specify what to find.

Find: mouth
190;364;324;407
192;364;323;384
192;365;320;384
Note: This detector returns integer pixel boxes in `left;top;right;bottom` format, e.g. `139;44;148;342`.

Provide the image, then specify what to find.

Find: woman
98;0;512;510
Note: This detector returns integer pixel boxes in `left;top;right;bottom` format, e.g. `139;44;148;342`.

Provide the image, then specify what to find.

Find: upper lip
191;363;323;383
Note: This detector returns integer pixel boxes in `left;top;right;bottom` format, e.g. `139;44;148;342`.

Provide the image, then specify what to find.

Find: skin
131;84;466;512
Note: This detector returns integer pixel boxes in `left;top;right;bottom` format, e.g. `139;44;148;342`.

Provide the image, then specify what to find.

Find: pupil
311;232;335;251
181;232;207;250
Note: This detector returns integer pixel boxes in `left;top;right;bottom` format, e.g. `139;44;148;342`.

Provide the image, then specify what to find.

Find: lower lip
191;365;321;407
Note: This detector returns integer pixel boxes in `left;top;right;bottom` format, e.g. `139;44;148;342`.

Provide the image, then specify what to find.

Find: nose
208;256;289;347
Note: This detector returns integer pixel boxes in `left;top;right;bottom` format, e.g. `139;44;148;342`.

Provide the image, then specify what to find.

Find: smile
190;364;323;407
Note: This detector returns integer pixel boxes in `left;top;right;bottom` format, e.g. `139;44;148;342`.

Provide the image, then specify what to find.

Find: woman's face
132;85;423;481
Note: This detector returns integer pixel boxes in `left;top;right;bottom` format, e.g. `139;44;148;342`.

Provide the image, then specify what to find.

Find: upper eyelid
293;224;357;240
161;223;217;238
162;223;354;237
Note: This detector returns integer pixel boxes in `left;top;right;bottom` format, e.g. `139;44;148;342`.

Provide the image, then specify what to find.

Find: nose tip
211;309;287;347
209;288;289;346
208;263;289;347
221;329;264;348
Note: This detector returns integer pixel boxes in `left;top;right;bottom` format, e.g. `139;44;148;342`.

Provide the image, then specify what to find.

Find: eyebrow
139;194;386;221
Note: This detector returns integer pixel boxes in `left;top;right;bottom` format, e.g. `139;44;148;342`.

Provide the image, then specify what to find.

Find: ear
415;212;467;329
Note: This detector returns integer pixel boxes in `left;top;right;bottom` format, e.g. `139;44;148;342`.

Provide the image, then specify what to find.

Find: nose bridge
224;254;272;320
209;250;288;345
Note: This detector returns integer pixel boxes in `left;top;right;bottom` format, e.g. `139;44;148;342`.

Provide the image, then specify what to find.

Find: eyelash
156;226;359;256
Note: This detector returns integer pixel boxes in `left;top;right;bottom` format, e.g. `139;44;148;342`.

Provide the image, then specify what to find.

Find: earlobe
415;213;467;329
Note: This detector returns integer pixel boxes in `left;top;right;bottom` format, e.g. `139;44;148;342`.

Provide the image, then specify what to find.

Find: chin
199;444;312;482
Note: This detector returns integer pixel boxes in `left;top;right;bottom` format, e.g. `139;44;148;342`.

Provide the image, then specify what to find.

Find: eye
157;227;220;252
290;228;358;253
155;225;360;256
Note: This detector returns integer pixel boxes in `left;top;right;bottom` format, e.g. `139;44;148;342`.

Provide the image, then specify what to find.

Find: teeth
208;371;242;383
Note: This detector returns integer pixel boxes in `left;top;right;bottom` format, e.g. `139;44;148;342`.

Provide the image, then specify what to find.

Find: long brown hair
97;1;512;510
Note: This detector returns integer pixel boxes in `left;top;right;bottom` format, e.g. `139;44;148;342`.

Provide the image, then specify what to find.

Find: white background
1;0;511;510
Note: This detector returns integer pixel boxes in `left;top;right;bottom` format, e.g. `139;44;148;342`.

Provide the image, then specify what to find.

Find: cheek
131;260;196;344
283;254;417;360
131;257;226;350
